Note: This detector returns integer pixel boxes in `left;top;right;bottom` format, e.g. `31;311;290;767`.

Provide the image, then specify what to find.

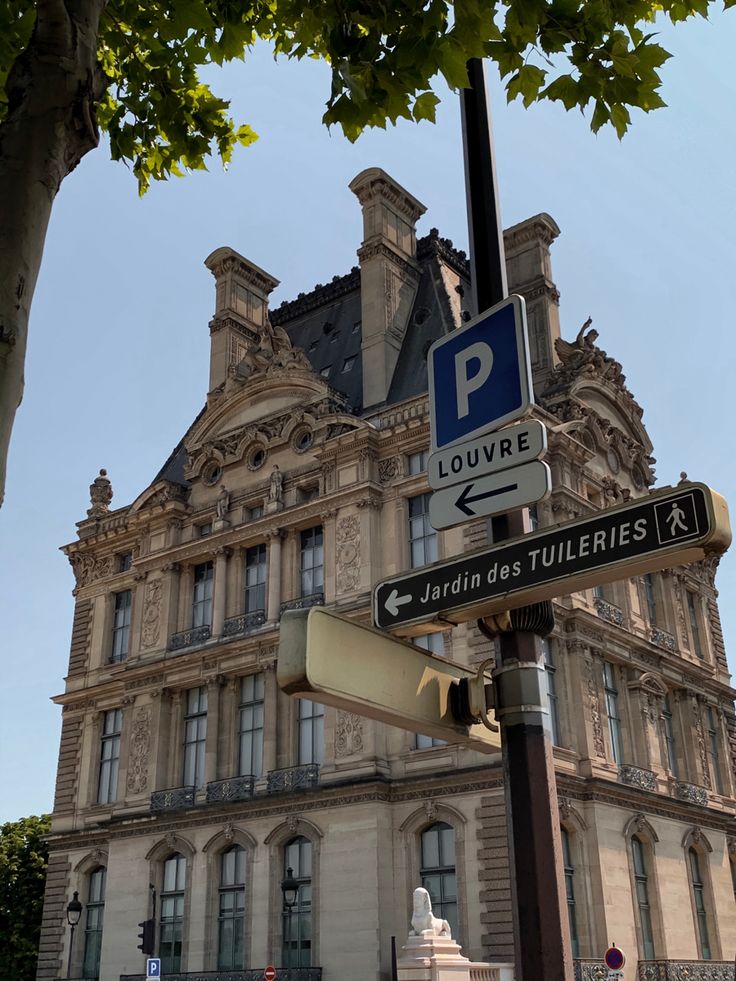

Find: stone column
167;690;183;788
262;662;278;778
129;573;146;659
394;498;408;575
283;529;299;604
205;675;223;785
212;547;230;637
266;529;283;623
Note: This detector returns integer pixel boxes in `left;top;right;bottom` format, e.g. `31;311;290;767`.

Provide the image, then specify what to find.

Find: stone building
38;168;736;981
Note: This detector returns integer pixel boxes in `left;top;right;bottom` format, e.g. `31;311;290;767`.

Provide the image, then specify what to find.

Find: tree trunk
0;0;107;507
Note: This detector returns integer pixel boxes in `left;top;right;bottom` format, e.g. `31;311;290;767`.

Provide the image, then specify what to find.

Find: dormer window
342;357;355;373
320;366;331;378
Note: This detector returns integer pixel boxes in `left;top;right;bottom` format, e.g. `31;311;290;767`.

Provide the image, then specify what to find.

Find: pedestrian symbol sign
655;492;697;543
146;958;161;978
428;295;533;451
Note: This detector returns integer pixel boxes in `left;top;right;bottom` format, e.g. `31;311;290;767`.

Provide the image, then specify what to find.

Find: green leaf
412;91;440;122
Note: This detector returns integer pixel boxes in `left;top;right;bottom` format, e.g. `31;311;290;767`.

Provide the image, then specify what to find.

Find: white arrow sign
429;460;552;531
385;588;412;617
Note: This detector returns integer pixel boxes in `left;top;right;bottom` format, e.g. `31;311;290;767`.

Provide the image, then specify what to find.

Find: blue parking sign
147;958;161;978
428;295;533;450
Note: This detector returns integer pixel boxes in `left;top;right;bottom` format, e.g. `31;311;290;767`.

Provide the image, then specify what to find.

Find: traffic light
137;918;155;955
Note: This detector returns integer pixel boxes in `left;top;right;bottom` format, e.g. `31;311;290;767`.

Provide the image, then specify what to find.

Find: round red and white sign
604;946;625;971
264;966;277;981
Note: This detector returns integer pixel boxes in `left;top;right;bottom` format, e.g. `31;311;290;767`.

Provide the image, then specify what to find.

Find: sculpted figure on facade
410;887;452;938
269;464;283;503
141;579;163;648
216;485;230;520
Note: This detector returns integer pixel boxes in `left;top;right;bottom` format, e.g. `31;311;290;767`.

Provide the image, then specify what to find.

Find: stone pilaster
266;529;284;622
212;546;230;637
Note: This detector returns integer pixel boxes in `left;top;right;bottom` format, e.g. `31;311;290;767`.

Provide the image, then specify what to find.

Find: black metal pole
459;57;573;981
391;935;398;981
67;923;76;979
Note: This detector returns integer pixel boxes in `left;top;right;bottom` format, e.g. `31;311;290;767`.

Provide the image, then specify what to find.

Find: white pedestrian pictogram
666;501;688;536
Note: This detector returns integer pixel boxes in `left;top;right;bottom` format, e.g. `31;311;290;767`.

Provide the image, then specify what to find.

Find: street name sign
428;418;547;492
428;294;533;451
429;459;552;530
278;607;501;753
146;959;161;979
374;483;730;635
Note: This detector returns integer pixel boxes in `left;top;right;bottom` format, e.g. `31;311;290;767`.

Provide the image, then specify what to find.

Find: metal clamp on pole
477;599;555;639
450;658;498;732
492;660;549;728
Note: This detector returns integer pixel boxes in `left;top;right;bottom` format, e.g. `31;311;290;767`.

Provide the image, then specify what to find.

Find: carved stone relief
69;552;115;587
141;579;163;649
585;656;606;757
693;700;711;791
336;515;361;593
379;457;402;484
335;710;364;758
126;706;151;794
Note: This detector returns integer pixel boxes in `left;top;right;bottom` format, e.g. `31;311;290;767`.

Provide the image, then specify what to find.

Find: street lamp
280;867;299;910
66;890;83;978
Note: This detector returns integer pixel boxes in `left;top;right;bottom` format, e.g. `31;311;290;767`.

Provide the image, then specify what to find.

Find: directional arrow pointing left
456;480;519;516
429;460;552;531
385;588;412;617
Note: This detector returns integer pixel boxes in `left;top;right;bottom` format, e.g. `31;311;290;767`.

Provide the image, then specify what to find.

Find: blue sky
1;11;735;822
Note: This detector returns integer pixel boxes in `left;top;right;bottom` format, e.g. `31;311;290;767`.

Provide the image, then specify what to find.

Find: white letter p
455;342;493;418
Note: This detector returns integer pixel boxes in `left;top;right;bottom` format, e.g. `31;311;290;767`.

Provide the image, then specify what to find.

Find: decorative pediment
128;479;190;515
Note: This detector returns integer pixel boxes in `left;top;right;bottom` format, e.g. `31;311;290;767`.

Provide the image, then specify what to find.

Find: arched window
560;829;579;958
420;823;458;941
631;836;655;959
283;837;312;968
688;848;712;959
218;845;246;970
160;853;186;973
82;866;106;979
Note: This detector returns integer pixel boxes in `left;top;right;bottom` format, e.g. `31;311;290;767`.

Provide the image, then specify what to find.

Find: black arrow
456;480;519;516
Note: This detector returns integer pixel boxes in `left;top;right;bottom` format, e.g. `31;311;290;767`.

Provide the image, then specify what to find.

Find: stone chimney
349;168;426;409
503;213;561;391
204;247;280;393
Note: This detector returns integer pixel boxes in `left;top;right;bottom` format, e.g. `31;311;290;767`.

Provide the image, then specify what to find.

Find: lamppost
65;890;83;978
280;867;299;969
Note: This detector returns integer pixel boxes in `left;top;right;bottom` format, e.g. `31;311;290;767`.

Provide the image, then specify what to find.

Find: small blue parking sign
428;295;533;451
147;957;161;978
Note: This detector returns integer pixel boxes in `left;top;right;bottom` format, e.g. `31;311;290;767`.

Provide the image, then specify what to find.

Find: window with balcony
420;823;458;941
192;561;214;627
245;544;267;615
82;866;106;979
282;837;313;968
183;687;208;788
111;590;131;662
160;853;186;974
542;639;561;746
300;527;324;597
560;828;579;958
97;709;122;805
217;845;246;971
409;493;437;568
298;699;324;766
239;674;264;778
603;662;623;764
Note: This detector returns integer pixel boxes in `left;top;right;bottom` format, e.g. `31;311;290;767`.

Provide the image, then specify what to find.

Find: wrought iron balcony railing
650;626;677;652
121;970;322;981
619;764;657;792
206;775;256;805
150;785;195;813
638;961;735;981
573;961;609;981
280;593;324;615
222;610;267;638
675;781;709;806
169;624;211;651
594;597;625;626
267;764;320;794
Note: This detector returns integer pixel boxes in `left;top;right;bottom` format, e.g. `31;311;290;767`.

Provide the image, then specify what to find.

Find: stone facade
39;169;736;981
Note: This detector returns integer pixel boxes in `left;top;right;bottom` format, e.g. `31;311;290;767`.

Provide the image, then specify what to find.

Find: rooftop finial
87;469;113;518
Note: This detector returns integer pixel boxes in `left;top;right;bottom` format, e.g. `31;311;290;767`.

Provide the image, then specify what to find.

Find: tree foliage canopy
1;0;732;194
0;814;51;981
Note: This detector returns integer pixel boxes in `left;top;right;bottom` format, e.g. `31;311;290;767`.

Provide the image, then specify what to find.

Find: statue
409;887;452;938
216;485;230;520
87;468;113;518
269;464;283;503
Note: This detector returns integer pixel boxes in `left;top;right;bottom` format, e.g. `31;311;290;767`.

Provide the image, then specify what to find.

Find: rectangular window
300;528;324;597
239;674;264;778
706;707;723;794
689;849;712;959
198;522;212;538
687;591;704;658
603;662;623;764
192;561;214;628
183;687;208;787
407;450;429;475
662;695;679;778
542;639;561;746
117;552;132;573
561;829;579;958
97;709;122;805
111;590;132;662
160;854;186;974
247;505;263;521
82;867;106;979
414;635;447;748
298;699;324;766
244;544;267;614
643;574;657;625
632;837;656;959
409;493;437;568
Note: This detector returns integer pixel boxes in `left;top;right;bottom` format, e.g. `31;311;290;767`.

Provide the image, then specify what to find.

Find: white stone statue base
397;931;470;981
